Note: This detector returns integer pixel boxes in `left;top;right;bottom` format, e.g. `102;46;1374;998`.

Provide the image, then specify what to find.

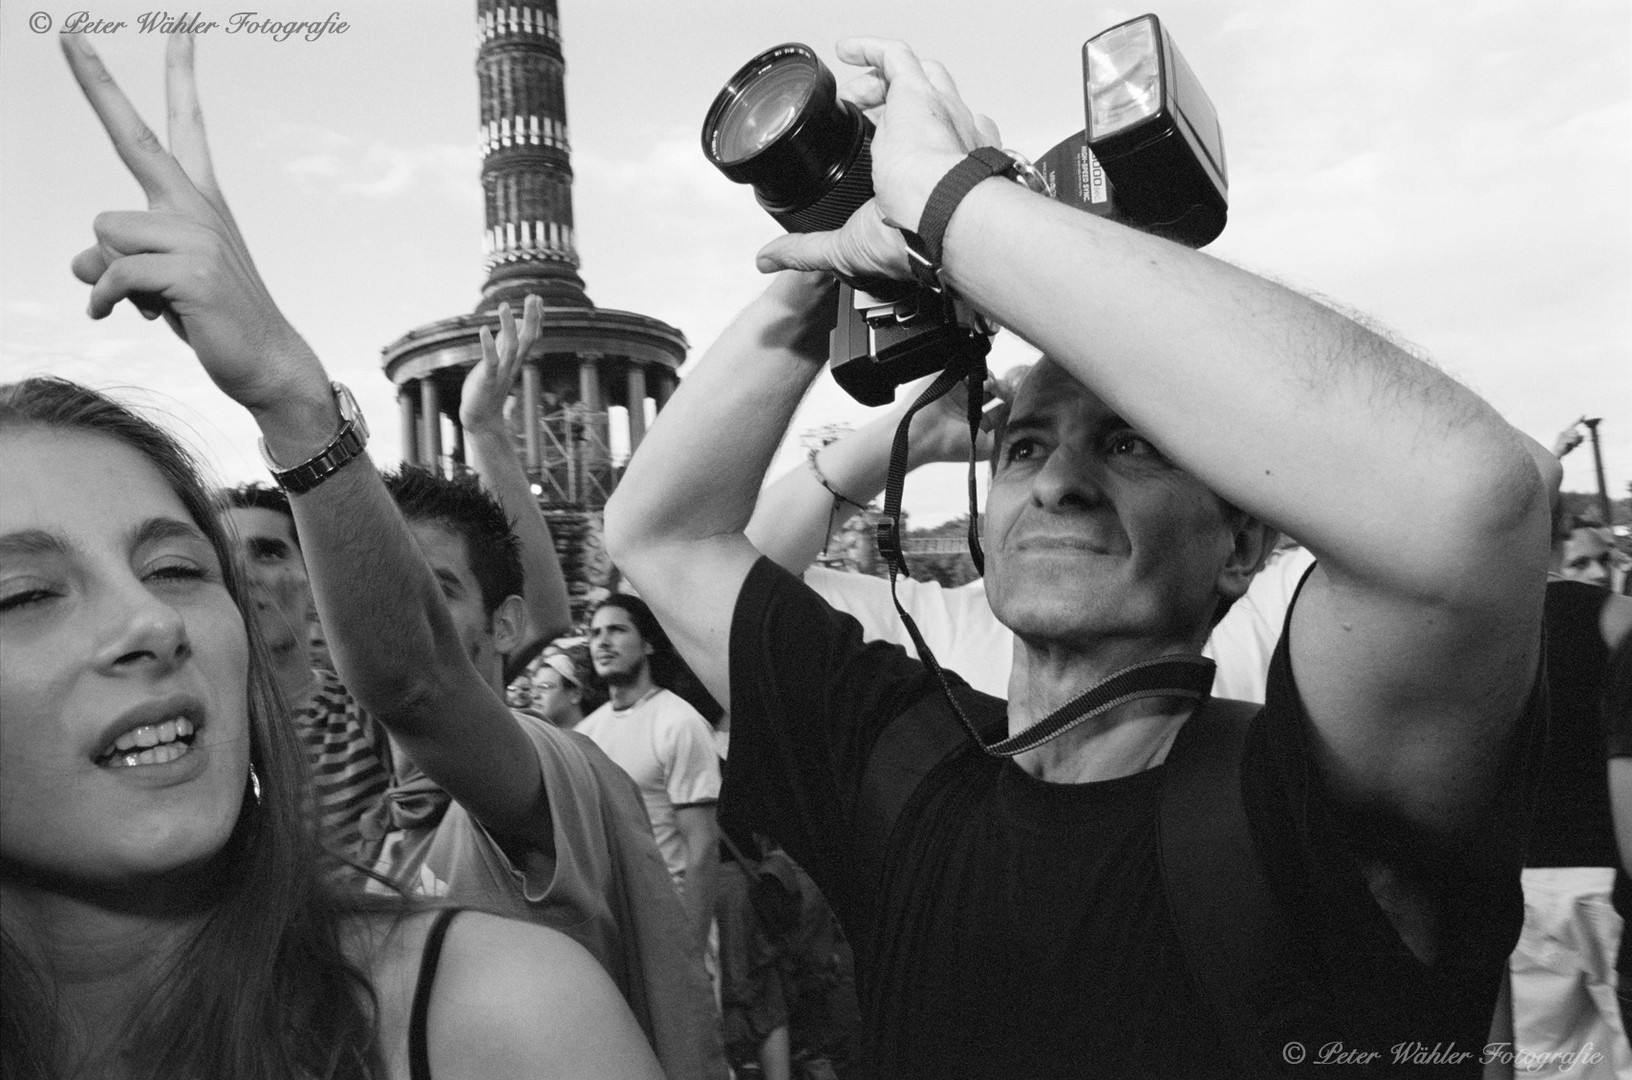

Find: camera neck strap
874;340;1216;759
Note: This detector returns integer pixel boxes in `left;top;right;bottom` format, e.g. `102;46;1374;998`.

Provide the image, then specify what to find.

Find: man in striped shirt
219;483;392;866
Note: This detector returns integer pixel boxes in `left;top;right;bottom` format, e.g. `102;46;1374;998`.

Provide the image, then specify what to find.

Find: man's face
220;506;311;663
589;605;651;686
983;360;1239;651
530;660;581;725
406;520;503;681
1557;528;1612;587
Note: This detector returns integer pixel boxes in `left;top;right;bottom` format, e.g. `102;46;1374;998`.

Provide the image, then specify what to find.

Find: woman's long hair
0;378;399;1079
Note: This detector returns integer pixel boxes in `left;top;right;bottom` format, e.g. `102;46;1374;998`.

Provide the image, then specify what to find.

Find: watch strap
260;382;368;495
901;146;1022;290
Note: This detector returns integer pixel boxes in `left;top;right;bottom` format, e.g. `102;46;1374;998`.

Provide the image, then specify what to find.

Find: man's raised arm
459;295;573;680
758;38;1549;836
603;271;836;711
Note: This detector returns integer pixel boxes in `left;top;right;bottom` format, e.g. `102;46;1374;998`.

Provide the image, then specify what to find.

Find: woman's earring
249;763;262;805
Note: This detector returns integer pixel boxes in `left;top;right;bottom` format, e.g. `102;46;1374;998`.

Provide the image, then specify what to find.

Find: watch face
334;383;370;441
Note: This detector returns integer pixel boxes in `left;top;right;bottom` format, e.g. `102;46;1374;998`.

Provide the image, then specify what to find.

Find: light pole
1583;418;1613;528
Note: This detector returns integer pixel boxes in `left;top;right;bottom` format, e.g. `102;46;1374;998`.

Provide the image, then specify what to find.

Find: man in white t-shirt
579;594;722;958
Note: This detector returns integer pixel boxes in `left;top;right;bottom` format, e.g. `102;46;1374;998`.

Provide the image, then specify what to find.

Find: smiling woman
0;377;663;1079
0;375;391;1077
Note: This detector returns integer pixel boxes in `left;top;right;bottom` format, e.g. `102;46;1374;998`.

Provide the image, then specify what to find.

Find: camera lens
712;61;816;165
702;43;876;233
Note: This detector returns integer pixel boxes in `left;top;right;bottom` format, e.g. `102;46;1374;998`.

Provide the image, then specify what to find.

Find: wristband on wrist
901;147;1038;292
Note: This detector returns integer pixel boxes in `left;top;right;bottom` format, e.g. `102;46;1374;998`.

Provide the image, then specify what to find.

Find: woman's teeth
101;717;196;766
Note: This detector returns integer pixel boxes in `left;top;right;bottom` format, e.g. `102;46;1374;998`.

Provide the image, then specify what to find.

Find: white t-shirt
804;545;1316;704
576;688;722;884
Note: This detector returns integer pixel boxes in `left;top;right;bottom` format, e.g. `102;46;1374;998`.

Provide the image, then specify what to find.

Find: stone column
399;387;419;465
625;363;648;451
420;378;443;477
522;362;542;469
578;353;604;411
653;371;675;411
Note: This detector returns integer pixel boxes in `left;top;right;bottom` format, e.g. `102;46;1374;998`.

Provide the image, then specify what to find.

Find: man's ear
1217;517;1280;604
490;594;528;656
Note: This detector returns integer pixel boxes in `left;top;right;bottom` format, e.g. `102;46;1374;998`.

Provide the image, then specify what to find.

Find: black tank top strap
409;907;465;1080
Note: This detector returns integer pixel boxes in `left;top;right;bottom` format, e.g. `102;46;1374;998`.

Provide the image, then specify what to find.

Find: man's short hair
383;466;523;618
219;481;299;547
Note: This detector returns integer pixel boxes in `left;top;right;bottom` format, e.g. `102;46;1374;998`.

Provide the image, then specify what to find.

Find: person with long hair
0;376;661;1079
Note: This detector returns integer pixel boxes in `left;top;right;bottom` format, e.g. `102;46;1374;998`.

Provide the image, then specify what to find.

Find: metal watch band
901;146;1021;290
260;382;369;495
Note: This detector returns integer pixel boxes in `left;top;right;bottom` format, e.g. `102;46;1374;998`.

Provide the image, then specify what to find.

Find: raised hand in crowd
1552;417;1587;459
58;30;668;1077
461;294;574;680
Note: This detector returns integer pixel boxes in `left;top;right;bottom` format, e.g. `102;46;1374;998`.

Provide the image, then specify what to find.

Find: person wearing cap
534;646;591;729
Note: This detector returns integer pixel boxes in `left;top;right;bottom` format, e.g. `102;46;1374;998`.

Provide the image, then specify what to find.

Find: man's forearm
683;843;718;954
938;181;1544;586
607;271;833;565
746;415;895;573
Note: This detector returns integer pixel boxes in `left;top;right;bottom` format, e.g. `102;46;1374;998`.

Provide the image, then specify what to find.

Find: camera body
702;16;1226;406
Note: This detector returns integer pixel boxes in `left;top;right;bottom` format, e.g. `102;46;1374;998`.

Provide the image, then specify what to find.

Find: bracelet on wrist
806;447;869;511
806;446;870;558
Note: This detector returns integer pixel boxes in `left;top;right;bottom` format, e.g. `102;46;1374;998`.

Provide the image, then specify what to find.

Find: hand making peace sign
62;32;330;421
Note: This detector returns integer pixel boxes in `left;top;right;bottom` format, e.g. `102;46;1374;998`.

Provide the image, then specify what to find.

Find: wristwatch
259;382;369;495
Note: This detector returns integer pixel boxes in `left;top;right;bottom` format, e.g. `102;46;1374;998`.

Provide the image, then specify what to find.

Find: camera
701;16;1229;406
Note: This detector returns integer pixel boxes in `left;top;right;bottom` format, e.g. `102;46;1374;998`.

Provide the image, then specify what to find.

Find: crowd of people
3;29;1629;1080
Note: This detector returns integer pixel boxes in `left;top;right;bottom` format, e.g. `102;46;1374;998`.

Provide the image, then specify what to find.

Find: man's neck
607;668;658;711
1006;633;1208;784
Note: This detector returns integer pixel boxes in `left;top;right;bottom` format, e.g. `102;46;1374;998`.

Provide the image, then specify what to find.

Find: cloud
268;123;476;204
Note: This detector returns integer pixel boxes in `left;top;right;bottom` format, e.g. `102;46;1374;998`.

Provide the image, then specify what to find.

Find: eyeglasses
533;678;573;692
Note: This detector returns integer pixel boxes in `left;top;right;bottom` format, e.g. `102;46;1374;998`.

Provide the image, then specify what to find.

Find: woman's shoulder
346;907;663;1080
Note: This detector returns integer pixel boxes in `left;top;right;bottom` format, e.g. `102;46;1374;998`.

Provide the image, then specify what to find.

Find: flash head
1083;14;1227;246
701;43;877;233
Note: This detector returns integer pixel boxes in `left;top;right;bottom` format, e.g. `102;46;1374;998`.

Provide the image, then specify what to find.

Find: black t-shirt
723;558;1538;1079
1530;579;1617;866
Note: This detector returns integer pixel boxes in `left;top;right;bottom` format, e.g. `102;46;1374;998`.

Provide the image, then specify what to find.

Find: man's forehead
591;606;635;629
223;505;297;546
1007;360;1116;428
408;518;477;579
1566;529;1610;555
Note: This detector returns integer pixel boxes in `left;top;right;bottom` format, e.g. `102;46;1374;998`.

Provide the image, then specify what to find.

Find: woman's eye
0;586;57;613
144;560;211;586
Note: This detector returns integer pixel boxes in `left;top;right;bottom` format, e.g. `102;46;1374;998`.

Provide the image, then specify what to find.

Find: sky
2;0;1628;525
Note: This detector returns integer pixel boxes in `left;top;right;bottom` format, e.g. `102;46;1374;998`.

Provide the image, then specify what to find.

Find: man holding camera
607;38;1549;1077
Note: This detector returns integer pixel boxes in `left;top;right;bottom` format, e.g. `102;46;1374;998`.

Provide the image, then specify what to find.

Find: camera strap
875;336;1216;758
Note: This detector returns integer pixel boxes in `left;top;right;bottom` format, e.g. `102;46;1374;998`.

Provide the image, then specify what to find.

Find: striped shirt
293;667;392;867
